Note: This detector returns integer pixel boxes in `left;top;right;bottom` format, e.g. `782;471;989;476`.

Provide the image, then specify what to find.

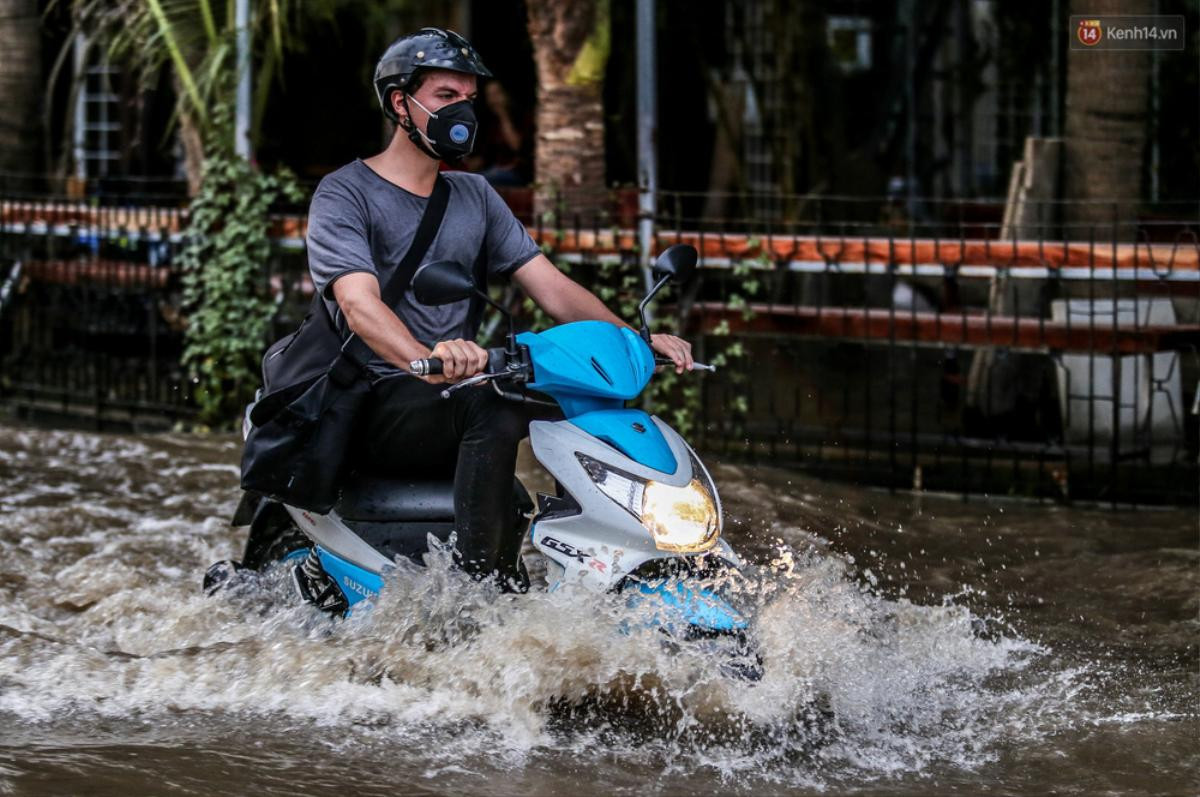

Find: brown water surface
0;421;1195;795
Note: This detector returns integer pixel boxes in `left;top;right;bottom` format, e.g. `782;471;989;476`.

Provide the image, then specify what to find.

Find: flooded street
0;419;1194;795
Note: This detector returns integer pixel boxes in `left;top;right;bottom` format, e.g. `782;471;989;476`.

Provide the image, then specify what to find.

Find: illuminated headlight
576;452;721;553
640;478;720;552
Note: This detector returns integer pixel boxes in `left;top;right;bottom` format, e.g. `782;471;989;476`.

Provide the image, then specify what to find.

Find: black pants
354;375;547;581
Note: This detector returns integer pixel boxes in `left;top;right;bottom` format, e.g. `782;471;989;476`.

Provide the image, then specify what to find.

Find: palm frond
51;0;354;166
268;0;283;61
145;0;206;121
196;0;217;45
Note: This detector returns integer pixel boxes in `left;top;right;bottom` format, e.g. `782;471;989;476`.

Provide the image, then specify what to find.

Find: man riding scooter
305;27;694;586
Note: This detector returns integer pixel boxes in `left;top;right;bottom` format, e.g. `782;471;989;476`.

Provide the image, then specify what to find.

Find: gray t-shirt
306;160;540;375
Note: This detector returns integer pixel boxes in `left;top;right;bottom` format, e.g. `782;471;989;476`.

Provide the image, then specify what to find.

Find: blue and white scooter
218;245;751;656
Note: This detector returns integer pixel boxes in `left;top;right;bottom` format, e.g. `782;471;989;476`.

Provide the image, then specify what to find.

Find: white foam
0;422;1177;786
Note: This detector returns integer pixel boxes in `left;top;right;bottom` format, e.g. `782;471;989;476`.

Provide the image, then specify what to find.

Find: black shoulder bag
240;175;451;513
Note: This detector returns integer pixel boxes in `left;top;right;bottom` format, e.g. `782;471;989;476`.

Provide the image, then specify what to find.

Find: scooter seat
335;478;455;522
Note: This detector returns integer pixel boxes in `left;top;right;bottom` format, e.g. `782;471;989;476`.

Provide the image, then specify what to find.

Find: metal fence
527;200;1199;506
1;184;1196;505
680;227;1197;507
0;194;194;427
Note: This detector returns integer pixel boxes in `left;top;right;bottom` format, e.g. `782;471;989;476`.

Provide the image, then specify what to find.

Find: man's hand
650;333;694;374
424;338;489;383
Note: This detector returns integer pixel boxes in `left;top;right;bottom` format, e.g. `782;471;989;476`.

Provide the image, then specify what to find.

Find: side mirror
411;258;520;355
412;260;475;306
637;244;699;344
651;244;698;285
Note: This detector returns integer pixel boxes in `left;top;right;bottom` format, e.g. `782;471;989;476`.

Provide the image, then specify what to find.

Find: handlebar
414;352;714;380
410;357;443;376
409;347;523;380
654;356;717;372
409;347;713;400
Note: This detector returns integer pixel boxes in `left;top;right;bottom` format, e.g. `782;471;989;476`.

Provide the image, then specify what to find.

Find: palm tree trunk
178;107;205;196
525;0;610;219
0;0;42;178
1062;0;1151;239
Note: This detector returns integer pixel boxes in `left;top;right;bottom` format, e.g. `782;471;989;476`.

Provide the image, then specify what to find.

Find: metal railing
527;203;1199;506
1;185;1196;505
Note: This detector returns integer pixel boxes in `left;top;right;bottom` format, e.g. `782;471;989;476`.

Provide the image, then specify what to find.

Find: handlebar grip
410;357;443;376
654;356;716;372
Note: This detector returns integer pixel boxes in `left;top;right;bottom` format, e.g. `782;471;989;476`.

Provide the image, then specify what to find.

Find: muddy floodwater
0;420;1195;796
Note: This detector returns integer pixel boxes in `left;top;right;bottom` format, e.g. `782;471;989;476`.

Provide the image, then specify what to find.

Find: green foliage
701;250;764;430
178;101;301;426
642;251;764;435
596;254;644;321
566;0;611;87
51;0;344;425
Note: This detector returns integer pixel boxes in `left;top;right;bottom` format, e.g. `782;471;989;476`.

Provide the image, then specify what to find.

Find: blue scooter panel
519;322;655;417
316;546;384;609
629;580;748;633
571;409;677;474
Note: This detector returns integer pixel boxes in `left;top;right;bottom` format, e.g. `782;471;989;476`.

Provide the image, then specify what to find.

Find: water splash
1;532;1047;781
0;423;1186;793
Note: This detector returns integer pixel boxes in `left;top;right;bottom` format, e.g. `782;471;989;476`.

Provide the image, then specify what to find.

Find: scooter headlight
576;453;721;553
641;477;720;553
576;453;645;517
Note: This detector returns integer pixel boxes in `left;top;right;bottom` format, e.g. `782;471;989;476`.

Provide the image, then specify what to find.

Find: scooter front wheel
619;576;763;682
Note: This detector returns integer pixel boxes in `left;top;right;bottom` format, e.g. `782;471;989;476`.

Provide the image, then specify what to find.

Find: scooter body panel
528;414;731;593
252;319;743;634
316;546;384;607
569;408;677;475
284;506;393;573
518;322;654;416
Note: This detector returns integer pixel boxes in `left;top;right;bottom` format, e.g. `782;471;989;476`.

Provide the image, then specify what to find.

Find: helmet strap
400;94;441;160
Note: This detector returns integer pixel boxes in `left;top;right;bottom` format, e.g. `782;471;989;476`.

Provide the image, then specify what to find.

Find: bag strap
329;175;451;385
378;174;451;310
464;230;488;340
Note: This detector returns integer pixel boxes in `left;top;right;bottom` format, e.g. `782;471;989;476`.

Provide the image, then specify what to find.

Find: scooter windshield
517;321;655;417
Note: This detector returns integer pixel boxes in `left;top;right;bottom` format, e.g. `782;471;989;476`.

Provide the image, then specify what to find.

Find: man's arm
512;254;694;372
332;272;487;381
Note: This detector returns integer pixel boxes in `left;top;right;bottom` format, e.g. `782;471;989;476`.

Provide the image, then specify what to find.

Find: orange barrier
0;203;185;232
4;200;1197;271
23;259;172;288
686;301;1200;355
532;230;1200;271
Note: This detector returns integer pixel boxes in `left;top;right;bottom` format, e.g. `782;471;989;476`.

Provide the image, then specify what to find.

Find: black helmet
374;27;492;122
